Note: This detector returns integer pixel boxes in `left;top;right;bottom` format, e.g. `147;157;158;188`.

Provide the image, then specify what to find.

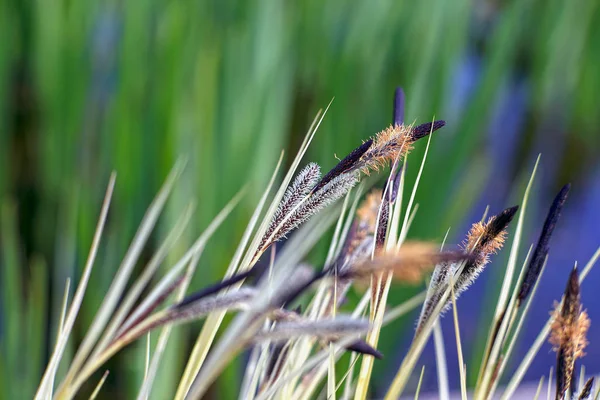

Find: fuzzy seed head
358;124;416;174
550;267;590;400
463;220;507;256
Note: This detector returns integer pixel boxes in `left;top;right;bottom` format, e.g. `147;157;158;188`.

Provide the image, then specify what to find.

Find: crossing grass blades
36;88;600;400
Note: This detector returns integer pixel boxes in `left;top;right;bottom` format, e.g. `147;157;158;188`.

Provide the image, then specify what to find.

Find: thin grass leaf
533;376;545;400
328;343;336;400
93;202;195;355
450;281;467;400
414;366;426;400
88;371;109;400
137;251;202;400
433;322;450;400
58;162;184;398
484;247;542;400
35;173;116;400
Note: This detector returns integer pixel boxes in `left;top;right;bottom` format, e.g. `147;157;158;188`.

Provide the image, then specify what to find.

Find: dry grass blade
93;202;195;356
88;370;109;400
137;251;202;400
533;376;545;400
484;247;541;400
35;173;116;400
58;162;184;398
450;281;467;400
66;186;243;397
414;366;426;400
433;322;450;400
117;189;244;339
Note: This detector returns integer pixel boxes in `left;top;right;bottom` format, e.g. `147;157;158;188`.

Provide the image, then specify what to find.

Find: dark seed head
517;184;570;304
313;139;373;192
393;87;405;126
411;120;446;140
345;339;383;359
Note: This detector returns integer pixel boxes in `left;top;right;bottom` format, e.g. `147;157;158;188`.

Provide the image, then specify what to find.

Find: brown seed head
550;267;590;400
358;124;415;174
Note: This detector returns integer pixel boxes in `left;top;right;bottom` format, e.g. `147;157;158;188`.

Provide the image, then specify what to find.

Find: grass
18;91;599;400
2;1;600;399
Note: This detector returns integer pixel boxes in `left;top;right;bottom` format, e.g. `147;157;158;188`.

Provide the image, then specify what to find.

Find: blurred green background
2;0;600;398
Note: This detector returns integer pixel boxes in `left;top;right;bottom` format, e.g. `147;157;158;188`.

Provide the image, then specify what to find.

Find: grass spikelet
578;377;594;399
550;266;590;400
262;163;322;246
453;206;518;298
266;173;358;248
518;184;571;304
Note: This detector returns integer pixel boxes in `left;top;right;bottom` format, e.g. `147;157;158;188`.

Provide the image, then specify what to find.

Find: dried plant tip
411;120;446;140
347;241;470;284
518;184;570;304
393;87;405;126
345;339;383;359
313;140;373;192
578;377;594;399
253;315;370;343
550;267;590;400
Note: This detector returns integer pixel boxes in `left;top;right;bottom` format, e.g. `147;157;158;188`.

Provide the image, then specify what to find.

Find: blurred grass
1;0;599;398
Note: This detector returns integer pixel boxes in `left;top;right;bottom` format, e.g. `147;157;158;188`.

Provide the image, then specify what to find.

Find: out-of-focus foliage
1;0;599;398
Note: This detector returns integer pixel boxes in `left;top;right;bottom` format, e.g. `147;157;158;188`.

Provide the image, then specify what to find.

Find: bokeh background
1;0;600;398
